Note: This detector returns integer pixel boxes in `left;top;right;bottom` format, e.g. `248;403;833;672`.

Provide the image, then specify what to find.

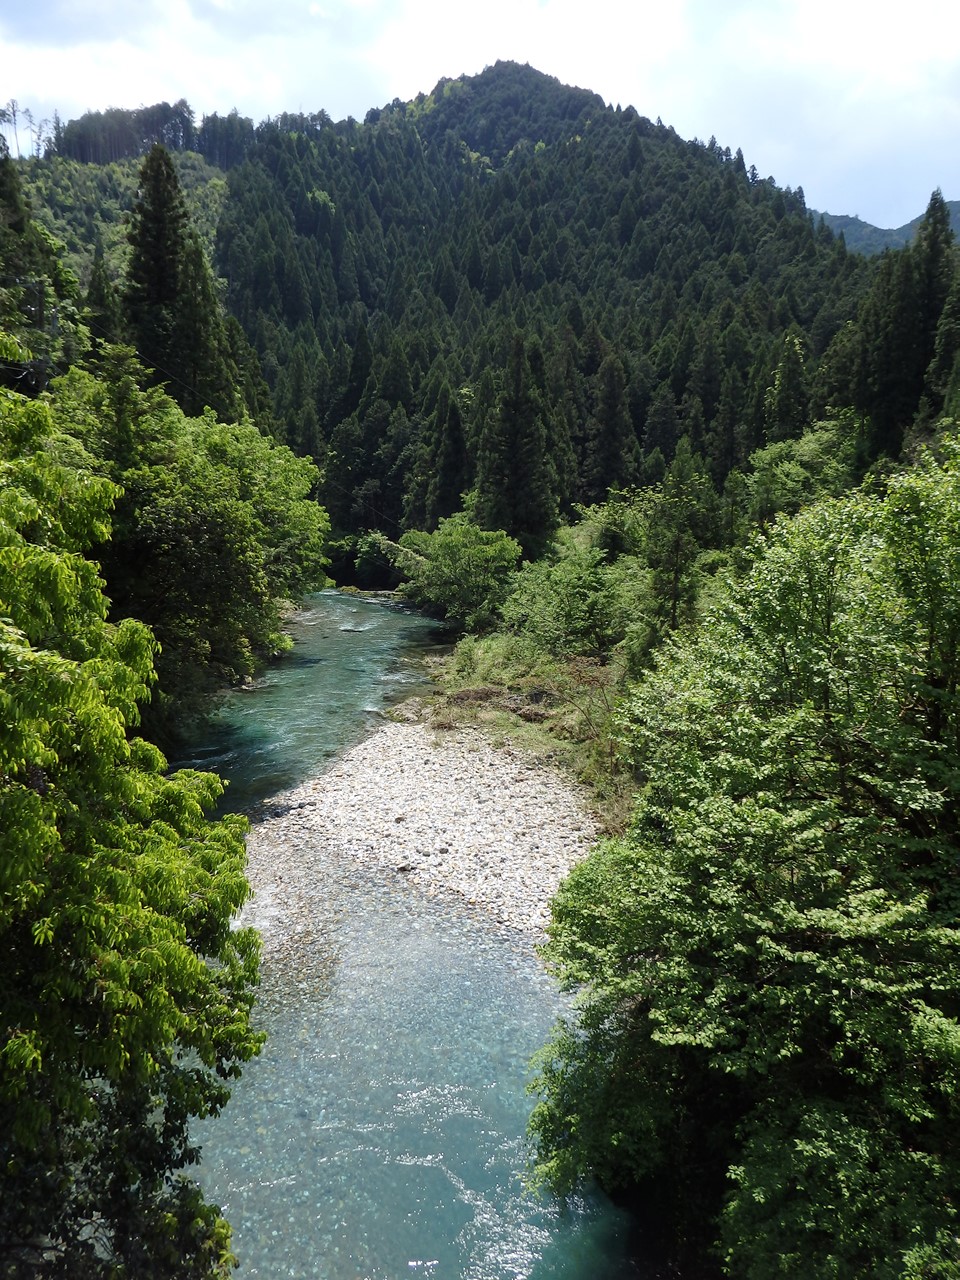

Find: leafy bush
50;349;330;740
371;509;521;631
530;432;960;1277
502;532;618;657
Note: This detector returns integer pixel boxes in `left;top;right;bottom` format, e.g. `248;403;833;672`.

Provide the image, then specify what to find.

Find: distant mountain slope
810;200;960;254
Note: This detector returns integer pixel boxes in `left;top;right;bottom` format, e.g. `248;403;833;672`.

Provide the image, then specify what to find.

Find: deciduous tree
531;434;960;1277
0;388;263;1277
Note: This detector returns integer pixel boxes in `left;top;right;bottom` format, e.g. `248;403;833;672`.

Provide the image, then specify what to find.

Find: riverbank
241;718;600;947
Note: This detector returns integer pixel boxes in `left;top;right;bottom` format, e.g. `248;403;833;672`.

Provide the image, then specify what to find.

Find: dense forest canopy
10;64;956;588
2;59;960;1277
9;65;959;565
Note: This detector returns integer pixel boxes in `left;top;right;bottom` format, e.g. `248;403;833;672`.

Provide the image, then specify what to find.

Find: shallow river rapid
185;592;645;1278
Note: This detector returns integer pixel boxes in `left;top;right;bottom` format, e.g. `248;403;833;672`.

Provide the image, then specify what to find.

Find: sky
2;0;959;229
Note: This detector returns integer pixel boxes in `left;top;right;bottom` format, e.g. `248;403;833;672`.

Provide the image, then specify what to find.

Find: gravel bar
242;720;600;944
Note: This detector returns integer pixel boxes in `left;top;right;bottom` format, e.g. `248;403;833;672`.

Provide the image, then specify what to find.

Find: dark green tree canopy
475;333;561;558
124;144;246;422
18;65;954;595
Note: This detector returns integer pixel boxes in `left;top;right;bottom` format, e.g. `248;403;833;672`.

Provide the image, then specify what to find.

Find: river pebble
241;721;600;948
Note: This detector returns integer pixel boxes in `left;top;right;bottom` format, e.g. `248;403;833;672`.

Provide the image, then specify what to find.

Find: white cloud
363;0;690;109
2;0;958;224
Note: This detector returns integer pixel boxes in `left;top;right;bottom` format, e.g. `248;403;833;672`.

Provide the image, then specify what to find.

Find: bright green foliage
0;147;86;380
0;387;263;1276
372;507;521;631
643;434;718;635
740;416;862;530
530;435;960;1277
50;350;330;741
502;531;619;657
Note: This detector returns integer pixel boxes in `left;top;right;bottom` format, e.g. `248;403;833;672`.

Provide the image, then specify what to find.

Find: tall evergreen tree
858;249;923;458
423;384;470;528
124;144;234;419
124;144;189;378
763;330;810;442
84;245;124;347
643;381;680;463
475;333;558;558
582;353;640;503
913;189;955;377
645;434;717;633
926;270;960;415
176;230;237;420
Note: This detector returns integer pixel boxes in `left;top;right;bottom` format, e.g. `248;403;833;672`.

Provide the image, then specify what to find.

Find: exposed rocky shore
241;719;600;947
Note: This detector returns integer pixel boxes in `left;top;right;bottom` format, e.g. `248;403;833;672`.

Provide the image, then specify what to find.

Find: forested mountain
4;60;960;1278
14;62;957;590
12;62;959;583
10;66;859;564
813;199;960;254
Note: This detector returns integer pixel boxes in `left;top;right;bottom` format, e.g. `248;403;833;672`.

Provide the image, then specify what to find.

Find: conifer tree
926;271;960;414
859;249;923;458
913;189;955;374
643;381;680;463
475;333;558;557
124;144;189;378
763;330;810;442
645;434;717;633
124;144;234;419
84;244;124;347
423;383;470;528
176;230;237;420
379;335;414;411
582;353;639;503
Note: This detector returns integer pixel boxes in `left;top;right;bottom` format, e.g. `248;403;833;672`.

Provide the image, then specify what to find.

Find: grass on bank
405;630;637;834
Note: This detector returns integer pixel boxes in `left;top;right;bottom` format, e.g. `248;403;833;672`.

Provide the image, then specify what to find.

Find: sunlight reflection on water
188;593;644;1278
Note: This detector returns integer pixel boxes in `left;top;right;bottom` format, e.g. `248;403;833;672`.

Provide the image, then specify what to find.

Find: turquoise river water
184;591;647;1279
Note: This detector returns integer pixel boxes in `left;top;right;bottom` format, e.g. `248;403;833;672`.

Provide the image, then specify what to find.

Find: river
184;591;645;1278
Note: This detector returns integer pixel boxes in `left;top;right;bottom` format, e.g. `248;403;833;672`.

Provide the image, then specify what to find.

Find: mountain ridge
8;58;958;571
810;200;960;254
29;60;954;247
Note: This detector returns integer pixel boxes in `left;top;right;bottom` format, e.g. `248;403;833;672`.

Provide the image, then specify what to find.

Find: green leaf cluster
502;533;619;658
371;506;521;632
530;432;960;1277
0;385;264;1276
0;149;87;380
46;347;330;741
